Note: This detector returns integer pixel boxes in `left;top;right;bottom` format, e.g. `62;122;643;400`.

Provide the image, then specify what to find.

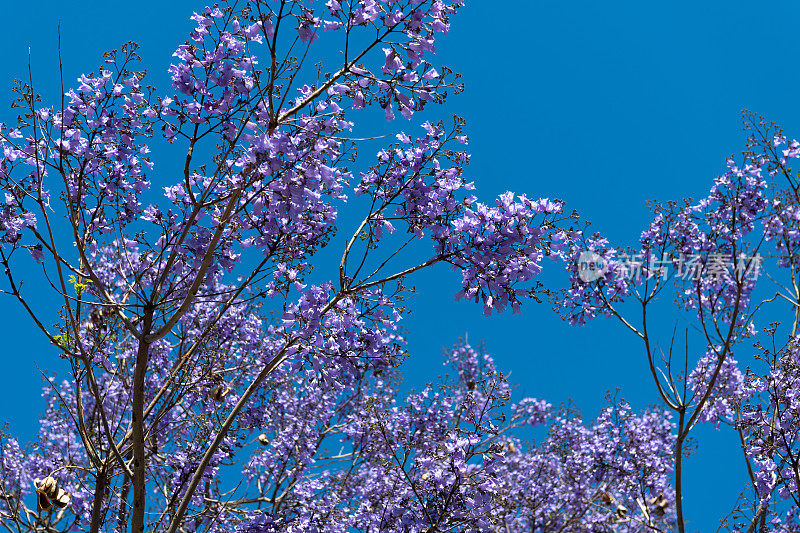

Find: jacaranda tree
555;113;800;532
0;1;795;532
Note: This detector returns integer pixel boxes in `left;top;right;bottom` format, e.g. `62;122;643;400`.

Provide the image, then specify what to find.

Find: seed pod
649;493;668;516
210;383;229;402
615;504;628;519
37;476;59;499
89;308;105;332
600;491;613;505
258;434;269;446
53;489;71;509
37;491;52;511
506;442;516;454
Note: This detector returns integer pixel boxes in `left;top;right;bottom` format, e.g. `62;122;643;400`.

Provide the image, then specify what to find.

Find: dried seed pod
37;491;52;511
258;434;269;446
615;504;628;519
506;442;516;454
88;308;105;332
53;488;71;509
600;491;613;505
37;476;59;499
210;383;229;402
649;493;668;516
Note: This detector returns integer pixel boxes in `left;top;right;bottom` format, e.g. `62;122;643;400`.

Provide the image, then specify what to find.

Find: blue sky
2;1;800;530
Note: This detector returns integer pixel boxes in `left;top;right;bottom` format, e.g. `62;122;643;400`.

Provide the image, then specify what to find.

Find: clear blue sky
3;2;800;530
